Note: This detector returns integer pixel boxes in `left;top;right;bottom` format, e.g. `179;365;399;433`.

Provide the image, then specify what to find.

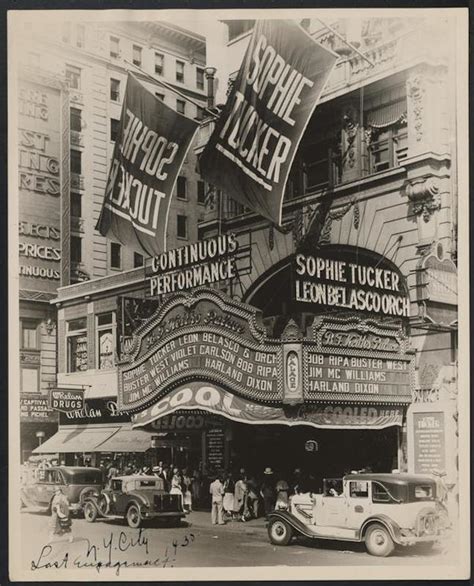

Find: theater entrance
228;422;399;490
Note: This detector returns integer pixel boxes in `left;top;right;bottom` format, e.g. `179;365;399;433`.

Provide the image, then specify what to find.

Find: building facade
15;17;208;460
35;16;458;491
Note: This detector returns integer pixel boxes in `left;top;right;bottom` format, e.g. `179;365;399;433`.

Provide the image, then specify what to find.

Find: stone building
13;16;208;459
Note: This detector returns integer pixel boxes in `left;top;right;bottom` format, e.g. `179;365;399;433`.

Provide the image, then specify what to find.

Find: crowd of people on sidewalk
208;466;308;525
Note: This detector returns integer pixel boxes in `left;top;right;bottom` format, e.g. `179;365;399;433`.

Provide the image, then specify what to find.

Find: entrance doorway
229;423;398;490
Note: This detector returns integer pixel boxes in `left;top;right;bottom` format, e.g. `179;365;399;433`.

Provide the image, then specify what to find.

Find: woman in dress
275;477;290;510
182;469;193;512
222;472;235;521
49;487;73;542
234;474;248;522
170;468;183;495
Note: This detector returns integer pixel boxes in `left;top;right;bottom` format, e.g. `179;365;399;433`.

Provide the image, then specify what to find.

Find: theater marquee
118;288;415;419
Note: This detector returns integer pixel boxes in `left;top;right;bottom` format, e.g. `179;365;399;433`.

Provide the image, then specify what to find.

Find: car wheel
365;523;395;557
268;518;293;546
84;502;98;523
126;504;141;529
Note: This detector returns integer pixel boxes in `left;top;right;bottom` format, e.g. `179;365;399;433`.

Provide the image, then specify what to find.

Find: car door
38;469;59;506
345;480;373;530
317;495;347;527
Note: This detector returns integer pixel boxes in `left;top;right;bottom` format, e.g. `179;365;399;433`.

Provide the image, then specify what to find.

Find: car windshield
61;469;102;484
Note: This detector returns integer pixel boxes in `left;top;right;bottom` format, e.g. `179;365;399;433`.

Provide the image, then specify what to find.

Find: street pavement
21;509;457;575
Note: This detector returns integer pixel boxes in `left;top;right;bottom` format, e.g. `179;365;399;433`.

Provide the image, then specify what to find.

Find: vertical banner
199;20;337;225
97;74;199;255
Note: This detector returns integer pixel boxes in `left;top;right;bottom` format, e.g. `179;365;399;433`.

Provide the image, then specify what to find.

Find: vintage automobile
267;473;449;557
20;466;103;514
83;475;187;528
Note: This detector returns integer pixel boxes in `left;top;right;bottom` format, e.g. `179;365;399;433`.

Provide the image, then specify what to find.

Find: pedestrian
182;469;193;512
49;487;73;543
223;472;235;520
107;460;119;485
246;476;260;518
209;474;225;525
291;468;303;494
191;469;201;507
260;467;275;518
234;474;248;522
170;468;183;495
275;477;290;510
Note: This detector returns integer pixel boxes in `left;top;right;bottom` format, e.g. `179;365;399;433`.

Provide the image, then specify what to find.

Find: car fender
84;493;110;516
268;509;318;539
359;514;403;544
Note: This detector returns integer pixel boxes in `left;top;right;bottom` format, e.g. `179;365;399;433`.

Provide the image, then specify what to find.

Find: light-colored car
83;475;187;528
267;473;449;557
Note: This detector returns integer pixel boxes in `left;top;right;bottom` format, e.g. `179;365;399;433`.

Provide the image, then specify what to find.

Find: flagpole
123;59;219;119
315;18;375;68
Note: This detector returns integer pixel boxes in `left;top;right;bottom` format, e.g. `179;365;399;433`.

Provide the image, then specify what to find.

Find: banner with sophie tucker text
131;383;404;430
199;19;338;225
97;74;199;256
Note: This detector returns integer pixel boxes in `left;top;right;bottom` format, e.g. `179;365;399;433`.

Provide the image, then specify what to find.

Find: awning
95;424;154;453
33;426;118;454
132;383;406;431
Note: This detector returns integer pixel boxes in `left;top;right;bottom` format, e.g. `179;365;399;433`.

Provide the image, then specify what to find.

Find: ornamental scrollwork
407;74;425;142
405;176;441;222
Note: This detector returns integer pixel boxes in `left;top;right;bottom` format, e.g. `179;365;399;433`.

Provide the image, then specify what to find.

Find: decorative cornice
405;176;441;222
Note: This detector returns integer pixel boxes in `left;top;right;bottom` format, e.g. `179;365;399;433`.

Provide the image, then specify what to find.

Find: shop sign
59;397;130;425
49;389;85;413
132;382;405;430
412;412;445;474
20;394;57;423
18;81;63;292
293;247;410;317
146;234;239;296
418;254;457;305
119;289;414;412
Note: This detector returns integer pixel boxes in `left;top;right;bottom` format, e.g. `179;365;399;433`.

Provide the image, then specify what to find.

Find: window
110;36;120;59
302;137;339;191
196;105;206;120
414;485;434;500
71;192;82;218
70;107;82;132
65;65;81;90
70;149;82;174
110;118;120;142
177;214;188;239
197;180;206;205
368;126;407;174
155;93;165;102
76;24;85;48
176;60;185;83
67;317;88;373
155;52;164;75
96;312;116;370
21;367;39;393
134;252;144;268
110;78;120;102
71;235;82;263
177;176;187;200
110;242;122;269
21;321;38;349
132;45;142;67
176;99;186;115
349;481;369;498
196;67;205;90
372;482;392;503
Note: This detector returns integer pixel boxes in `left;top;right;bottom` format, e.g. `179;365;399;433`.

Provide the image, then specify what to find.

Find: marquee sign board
292;246;410;318
119;288;415;414
20;394;58;423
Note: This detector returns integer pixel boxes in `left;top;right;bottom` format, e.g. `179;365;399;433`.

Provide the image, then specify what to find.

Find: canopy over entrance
131;382;406;431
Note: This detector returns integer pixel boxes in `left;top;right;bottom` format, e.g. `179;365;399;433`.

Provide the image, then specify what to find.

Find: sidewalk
185;510;268;535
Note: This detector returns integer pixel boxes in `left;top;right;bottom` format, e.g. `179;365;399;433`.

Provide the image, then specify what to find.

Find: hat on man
264;467;274;475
